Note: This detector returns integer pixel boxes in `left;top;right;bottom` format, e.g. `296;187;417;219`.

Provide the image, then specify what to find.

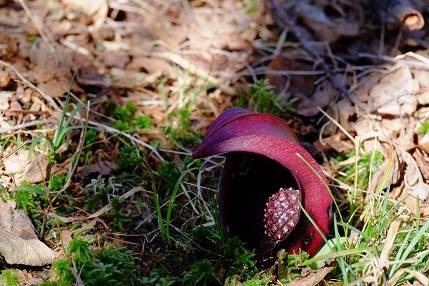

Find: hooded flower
193;108;332;257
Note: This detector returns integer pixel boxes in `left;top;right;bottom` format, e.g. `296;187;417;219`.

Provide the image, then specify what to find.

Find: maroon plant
193;108;332;257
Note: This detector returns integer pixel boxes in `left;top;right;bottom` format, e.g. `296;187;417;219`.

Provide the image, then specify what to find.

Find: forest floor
1;0;429;285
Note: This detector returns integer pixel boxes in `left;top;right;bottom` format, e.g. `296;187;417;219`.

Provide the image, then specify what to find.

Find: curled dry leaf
0;200;57;266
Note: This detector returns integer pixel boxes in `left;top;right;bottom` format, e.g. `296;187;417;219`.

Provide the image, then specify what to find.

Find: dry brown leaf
368;149;399;194
0;199;57;266
286;267;334;286
111;69;160;88
51;157;72;177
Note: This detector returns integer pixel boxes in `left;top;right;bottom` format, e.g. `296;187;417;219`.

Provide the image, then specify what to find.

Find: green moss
85;129;98;144
111;102;153;132
0;269;19;286
248;80;292;114
47;239;143;286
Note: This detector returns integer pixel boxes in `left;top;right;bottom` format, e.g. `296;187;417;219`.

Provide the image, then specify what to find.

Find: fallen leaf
286;267;334;286
0;200;57;266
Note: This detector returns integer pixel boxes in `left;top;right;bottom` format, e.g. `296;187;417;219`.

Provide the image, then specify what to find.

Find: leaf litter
1;0;429;284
